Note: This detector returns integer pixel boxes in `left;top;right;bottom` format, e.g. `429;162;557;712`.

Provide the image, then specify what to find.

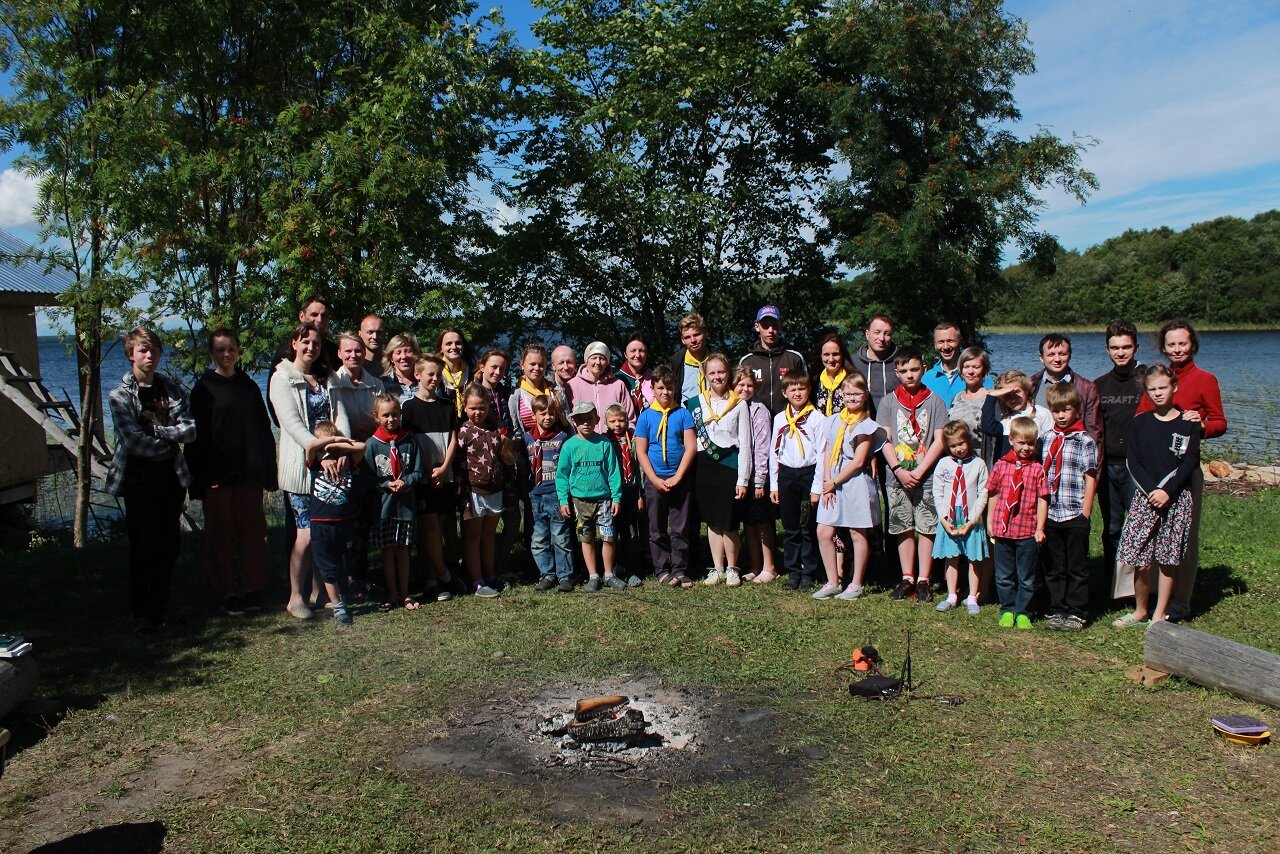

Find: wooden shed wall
0;304;52;489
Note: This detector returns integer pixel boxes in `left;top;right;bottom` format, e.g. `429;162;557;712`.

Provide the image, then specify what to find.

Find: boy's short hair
941;420;973;445
651;364;676;388
1038;333;1071;355
299;294;331;313
337;330;363;348
313;420;341;440
732;365;755;387
1044;381;1082;411
780;372;810;390
867;313;895;331
530;393;554;414
124;326;163;357
1104;320;1138;344
1008;416;1039;444
604;403;626;418
414;354;445;375
678;313;705;333
894;346;924;368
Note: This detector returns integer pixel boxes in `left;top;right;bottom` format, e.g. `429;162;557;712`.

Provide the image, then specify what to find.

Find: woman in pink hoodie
567;341;637;432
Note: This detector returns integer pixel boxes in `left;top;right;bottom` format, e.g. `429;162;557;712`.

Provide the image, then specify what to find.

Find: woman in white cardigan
268;322;349;619
689;353;753;587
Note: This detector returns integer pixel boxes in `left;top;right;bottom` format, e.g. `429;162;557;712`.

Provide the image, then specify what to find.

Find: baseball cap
569;401;597;419
755;305;781;323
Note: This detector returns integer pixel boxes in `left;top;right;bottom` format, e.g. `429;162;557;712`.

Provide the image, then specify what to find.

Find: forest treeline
989;210;1280;327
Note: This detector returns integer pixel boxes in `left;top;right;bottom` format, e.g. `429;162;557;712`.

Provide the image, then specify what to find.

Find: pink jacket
567;365;637;432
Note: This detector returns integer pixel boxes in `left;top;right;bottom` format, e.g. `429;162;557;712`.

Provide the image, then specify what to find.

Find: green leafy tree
498;0;835;356
820;0;1097;345
1;0;150;546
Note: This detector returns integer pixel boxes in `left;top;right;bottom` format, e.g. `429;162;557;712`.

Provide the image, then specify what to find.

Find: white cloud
0;168;39;228
1005;0;1280;246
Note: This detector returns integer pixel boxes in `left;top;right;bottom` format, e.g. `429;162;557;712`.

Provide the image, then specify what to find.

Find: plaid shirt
1041;431;1097;522
105;372;196;496
987;458;1049;540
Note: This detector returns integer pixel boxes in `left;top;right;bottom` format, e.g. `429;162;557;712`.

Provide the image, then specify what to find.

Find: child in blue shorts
556;401;624;592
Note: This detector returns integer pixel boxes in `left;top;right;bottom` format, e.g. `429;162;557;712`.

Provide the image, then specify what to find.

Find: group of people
104;296;1226;636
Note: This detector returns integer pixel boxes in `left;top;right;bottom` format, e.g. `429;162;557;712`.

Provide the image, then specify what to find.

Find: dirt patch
396;676;808;825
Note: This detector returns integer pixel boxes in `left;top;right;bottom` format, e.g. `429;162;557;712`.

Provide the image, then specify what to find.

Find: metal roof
0;228;76;300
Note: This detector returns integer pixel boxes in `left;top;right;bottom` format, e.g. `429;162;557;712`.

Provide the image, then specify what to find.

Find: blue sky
3;0;1278;257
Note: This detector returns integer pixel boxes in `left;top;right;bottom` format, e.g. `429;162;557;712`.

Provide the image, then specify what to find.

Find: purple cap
755;305;781;323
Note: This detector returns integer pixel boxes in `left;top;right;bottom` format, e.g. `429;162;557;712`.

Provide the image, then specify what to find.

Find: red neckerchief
949;456;970;524
1045;420;1085;495
372;425;408;443
893;385;931;436
1000;450;1024;534
608;429;635;482
529;425;560;484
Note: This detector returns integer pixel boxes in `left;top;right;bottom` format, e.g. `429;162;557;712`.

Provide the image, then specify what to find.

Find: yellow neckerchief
684;349;709;397
519;376;548;398
830;408;866;467
703;390;741;422
785;403;816;455
819;369;847;415
649;398;679;464
442;363;465;416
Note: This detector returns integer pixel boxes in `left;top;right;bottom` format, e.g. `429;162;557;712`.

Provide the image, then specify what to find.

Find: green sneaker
1015;614;1032;630
998;611;1015;628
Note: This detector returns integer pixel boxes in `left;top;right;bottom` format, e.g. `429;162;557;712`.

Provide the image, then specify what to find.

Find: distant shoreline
980;323;1280;335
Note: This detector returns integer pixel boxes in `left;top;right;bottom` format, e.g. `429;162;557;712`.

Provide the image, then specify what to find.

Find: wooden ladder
0;347;112;480
0;345;127;534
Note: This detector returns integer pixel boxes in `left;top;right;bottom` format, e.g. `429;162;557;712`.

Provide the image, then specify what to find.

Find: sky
2;0;1278;259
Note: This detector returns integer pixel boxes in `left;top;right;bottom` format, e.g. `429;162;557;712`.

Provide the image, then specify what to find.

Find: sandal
672;573;694;589
655;571;673;586
404;597;420;611
379;601;395;613
1112;612;1149;629
752;571;778;584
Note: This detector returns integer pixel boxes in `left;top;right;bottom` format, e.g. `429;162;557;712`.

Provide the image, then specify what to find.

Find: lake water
34;330;1280;462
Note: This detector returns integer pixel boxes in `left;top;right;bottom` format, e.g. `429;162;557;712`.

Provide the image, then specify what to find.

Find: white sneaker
835;584;864;601
703;568;724;586
724;567;742;587
812;582;841;600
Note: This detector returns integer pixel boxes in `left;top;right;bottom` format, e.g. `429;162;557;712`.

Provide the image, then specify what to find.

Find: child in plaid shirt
1041;383;1098;631
985;417;1049;629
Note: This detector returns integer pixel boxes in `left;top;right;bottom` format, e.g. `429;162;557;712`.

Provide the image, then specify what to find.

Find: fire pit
397;676;796;824
534;691;699;769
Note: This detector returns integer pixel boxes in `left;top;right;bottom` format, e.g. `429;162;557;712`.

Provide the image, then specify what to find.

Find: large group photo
0;0;1277;850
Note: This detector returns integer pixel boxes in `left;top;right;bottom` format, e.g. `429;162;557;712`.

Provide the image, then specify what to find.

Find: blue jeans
994;536;1039;616
529;491;574;580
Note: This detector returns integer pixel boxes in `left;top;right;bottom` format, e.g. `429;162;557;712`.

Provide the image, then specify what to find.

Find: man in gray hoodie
850;313;900;415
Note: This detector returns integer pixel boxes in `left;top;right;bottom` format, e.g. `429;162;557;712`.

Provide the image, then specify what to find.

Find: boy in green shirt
556;402;624;592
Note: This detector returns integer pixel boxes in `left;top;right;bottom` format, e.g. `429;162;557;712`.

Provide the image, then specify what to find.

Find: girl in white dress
811;374;882;600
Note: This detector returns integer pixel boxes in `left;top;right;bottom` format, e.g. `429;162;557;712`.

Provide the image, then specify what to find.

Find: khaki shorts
572;497;616;543
886;476;938;536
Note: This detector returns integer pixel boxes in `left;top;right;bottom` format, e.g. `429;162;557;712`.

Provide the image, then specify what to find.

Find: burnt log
567;709;648;742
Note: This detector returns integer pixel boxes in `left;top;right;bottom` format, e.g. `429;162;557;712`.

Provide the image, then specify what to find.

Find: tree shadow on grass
27;820;165;853
0;528;299;720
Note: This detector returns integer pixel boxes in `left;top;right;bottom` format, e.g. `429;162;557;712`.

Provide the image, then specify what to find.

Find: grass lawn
1;490;1277;852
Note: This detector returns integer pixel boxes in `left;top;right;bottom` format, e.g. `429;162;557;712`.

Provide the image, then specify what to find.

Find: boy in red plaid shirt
985;417;1049;629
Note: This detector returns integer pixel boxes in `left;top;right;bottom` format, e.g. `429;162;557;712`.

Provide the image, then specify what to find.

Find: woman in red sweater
1135;319;1227;620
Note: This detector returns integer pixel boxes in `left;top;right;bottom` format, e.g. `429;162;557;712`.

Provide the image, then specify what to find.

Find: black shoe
557;578;574;593
535;576;557;592
239;591;263;613
915;579;934;603
889;578;916;601
782;577;801;591
222;596;246;617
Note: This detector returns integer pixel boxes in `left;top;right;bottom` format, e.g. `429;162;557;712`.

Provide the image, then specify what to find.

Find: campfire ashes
398;677;798;824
